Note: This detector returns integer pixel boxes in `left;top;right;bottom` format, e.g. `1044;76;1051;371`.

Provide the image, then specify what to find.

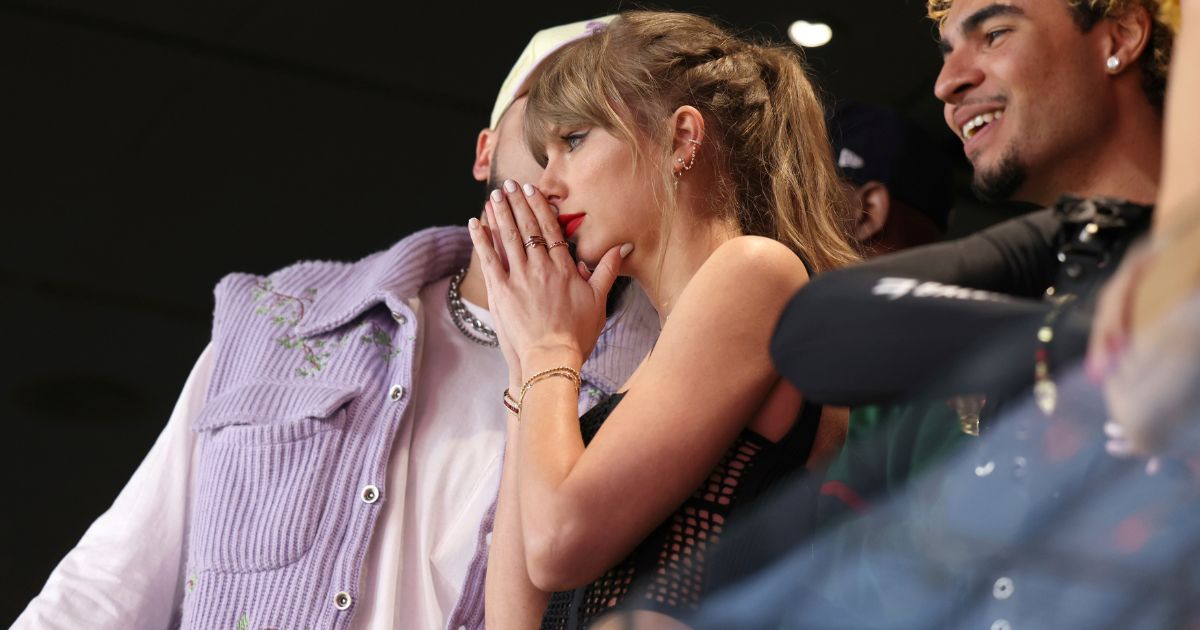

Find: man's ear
854;181;892;242
472;128;495;182
1103;3;1153;75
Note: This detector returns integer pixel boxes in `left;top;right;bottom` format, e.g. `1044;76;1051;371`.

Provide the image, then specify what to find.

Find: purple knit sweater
180;227;658;629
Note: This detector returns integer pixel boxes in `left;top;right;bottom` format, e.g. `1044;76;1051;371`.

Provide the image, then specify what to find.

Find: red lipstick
557;213;586;238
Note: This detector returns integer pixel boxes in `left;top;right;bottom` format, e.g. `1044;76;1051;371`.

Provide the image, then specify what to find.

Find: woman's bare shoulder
666;236;810;335
692;236;809;300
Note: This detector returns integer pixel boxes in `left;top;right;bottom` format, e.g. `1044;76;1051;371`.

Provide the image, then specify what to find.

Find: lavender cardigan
180;227;658;629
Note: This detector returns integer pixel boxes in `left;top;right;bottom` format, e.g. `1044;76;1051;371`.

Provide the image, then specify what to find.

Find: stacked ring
524;235;548;249
548;240;568;251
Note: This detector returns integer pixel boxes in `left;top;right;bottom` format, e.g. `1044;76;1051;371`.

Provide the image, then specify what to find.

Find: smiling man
771;0;1174;412
935;0;1166;206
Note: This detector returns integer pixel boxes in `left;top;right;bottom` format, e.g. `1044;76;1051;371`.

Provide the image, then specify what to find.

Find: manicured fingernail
468;217;480;230
619;243;634;258
523;183;536;197
491;189;503;203
504;179;518;193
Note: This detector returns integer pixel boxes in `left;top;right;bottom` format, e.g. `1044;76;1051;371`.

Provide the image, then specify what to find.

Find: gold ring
523;235;548;249
548;240;568;250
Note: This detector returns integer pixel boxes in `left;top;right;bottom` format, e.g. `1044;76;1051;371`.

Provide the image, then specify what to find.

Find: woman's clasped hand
468;178;631;372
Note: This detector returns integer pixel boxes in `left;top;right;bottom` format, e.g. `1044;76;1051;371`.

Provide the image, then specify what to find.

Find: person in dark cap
813;102;965;518
830;101;953;257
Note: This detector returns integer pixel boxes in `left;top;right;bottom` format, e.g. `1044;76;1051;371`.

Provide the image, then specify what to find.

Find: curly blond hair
927;0;1178;108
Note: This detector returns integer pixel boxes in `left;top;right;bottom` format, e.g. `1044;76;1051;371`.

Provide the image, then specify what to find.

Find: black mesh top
539;391;822;629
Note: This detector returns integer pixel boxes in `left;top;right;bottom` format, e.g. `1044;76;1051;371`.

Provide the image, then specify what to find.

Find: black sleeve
849;207;1061;297
769;210;1087;407
770;269;1090;406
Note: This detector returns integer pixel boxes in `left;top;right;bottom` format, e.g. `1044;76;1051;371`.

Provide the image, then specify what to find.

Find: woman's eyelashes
562;130;589;152
536;130;588;166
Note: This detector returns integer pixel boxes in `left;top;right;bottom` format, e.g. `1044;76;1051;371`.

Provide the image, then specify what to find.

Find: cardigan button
993;576;1014;600
392;311;408;325
333;591;353;611
389;385;406;402
361;485;380;504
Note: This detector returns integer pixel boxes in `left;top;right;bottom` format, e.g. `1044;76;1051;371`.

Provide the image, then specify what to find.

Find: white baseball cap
489;15;615;129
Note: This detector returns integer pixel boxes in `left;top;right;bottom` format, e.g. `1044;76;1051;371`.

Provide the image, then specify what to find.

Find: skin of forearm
1132;218;1200;331
516;365;592;590
1129;4;1200;330
1156;1;1200;232
485;417;548;629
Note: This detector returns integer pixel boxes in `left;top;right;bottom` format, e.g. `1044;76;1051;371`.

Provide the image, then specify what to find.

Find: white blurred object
789;20;833;48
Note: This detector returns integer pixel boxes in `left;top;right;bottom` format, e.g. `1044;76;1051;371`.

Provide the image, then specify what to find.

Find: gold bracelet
519;366;582;406
502;388;521;416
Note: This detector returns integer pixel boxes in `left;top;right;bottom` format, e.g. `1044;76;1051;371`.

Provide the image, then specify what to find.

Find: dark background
0;0;1017;622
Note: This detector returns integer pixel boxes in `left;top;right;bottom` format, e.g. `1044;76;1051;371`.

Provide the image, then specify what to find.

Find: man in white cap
15;15;655;630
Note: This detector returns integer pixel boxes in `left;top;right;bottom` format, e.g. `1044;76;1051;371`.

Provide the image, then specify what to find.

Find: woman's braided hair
525;10;859;274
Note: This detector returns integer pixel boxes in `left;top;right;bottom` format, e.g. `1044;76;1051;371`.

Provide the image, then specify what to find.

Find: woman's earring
1106;55;1121;72
674;139;702;185
678;141;700;173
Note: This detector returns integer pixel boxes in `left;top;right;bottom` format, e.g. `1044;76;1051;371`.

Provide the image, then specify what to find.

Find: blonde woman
466;11;858;628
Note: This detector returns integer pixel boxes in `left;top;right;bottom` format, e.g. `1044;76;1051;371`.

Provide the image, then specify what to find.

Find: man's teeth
962;110;1004;140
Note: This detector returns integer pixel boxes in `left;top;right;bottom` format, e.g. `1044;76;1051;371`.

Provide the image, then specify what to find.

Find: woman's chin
573;242;607;268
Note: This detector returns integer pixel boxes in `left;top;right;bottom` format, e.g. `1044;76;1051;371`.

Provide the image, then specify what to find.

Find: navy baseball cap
829;101;954;231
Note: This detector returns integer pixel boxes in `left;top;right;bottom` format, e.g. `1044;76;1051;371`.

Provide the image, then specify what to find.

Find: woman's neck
630;214;739;327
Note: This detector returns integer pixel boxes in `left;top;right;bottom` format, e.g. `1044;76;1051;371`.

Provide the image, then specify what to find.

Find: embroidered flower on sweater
277;333;352;378
252;279;345;377
361;323;402;360
251;278;402;376
251;280;317;327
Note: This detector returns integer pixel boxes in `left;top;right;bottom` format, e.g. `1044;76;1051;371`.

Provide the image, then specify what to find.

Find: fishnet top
539;391;821;629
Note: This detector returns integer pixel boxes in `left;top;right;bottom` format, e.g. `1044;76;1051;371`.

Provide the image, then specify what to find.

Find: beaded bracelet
1034;294;1076;416
502;388;521;416
519;367;582;406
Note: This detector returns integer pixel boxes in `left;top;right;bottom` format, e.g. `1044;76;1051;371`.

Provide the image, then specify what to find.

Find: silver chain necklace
447;268;499;347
